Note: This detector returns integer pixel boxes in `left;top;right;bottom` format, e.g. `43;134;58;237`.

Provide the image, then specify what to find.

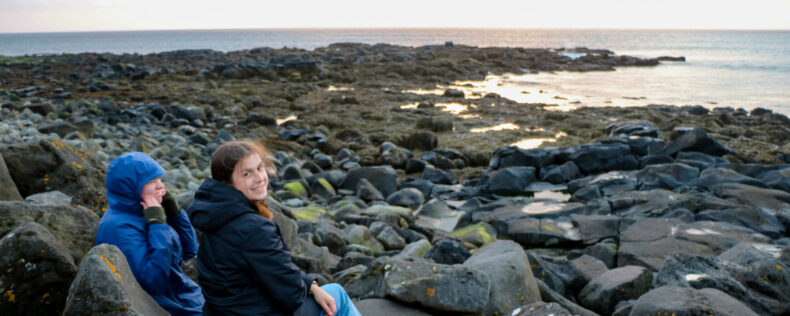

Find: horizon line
3;26;790;35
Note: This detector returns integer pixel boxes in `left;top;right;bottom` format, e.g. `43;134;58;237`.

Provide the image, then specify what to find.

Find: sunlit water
1;29;788;113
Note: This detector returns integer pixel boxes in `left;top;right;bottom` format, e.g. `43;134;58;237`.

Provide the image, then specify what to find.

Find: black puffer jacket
188;178;314;316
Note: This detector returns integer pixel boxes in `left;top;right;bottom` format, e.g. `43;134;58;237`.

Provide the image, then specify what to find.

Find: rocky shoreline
1;43;789;315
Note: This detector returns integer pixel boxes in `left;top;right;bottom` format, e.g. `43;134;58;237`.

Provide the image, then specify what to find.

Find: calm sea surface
1;29;788;114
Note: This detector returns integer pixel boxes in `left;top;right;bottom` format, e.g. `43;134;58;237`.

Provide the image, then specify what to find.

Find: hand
143;206;166;225
161;191;180;218
310;282;337;316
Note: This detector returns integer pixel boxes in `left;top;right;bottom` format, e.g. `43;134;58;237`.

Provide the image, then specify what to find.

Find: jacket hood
188;177;257;232
106;152;165;214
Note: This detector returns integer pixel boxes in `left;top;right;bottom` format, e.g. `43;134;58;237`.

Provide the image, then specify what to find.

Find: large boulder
630;286;759;316
0;153;23;200
480;166;536;195
605;120;659;138
636;162;699;190
354;298;431;316
0;140;107;214
347;258;491;313
464;240;541;316
63;244;169;315
657;127;731;157
713;182;790;211
0;201;100;262
503;217;581;248
577;265;652;315
339;166;398;197
0;222;78;315
717;243;790;314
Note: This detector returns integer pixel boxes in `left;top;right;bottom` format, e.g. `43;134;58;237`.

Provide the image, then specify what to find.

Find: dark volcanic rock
0;140;107;214
605;120;659;138
0;222;78;316
577;265;652;315
355;298;432;316
464;240;541;316
63;244;169;316
340;166;398;197
630;286;759;316
480;166;536;195
0;153;23;201
386;188;424;210
424;239;470;264
511;302;574;316
0;201;99;262
658;127;732;157
539;161;582;184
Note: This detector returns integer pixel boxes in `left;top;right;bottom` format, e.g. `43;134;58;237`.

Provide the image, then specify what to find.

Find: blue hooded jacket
96;152;204;315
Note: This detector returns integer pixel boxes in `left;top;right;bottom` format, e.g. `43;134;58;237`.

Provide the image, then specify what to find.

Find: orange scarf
254;200;274;220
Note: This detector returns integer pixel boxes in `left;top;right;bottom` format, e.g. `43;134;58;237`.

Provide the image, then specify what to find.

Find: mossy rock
346;225;385;256
362;205;413;217
283;181;308;197
451;222;496;246
291;206;326;221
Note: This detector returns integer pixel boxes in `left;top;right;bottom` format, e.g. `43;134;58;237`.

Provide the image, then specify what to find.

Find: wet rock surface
1;43;789;315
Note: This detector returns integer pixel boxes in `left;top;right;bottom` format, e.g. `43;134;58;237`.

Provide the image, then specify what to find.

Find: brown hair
211;140;275;219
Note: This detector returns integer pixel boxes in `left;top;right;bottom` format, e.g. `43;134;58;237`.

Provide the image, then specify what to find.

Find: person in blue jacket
188;140;361;316
96;152;205;315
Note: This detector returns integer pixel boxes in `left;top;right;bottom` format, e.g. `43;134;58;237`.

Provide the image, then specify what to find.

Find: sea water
1;28;788;113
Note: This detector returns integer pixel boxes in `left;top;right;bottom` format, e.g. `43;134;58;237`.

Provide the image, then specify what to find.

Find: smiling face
231;153;269;201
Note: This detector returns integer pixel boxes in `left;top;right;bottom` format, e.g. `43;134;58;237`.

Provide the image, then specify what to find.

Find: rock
510;302;574;316
370;222;406;251
636;162;699;190
713;182;790;211
464;240;541;316
658;127;732;157
481;166;536;195
349;258;490;313
354;298;432;316
567;143;636;175
450;222;496;246
393;239;432;260
24;190;72;206
489;147;551;169
401;132;439;151
0;222;78;315
0;201;99;262
23;102;57;115
404;158;428;173
246;112;276;126
415;198;453;219
36;121;80;138
340;166;398;197
291;206;326;221
416;117;453;132
676;151;727;170
528;253;583;298
283;181;309;198
421;151;455;170
377;147;409;169
717;243;790;314
536;280;598;316
696;206;785;239
605;120;659;138
335;252;375;273
356;178;385;202
314;220;346;256
0;140;107;214
0;153;23;200
654;253;781;315
421;166;455;185
504;217;581;248
570;215;620;245
578;265;652;315
570;255;609;287
292;246;341;276
361;204;413;218
63;244;169;316
539;161;582;184
630;286;759;316
584;241;618;269
386;188;424;210
423;239;471;264
345;225;385;256
688;167;766;192
758;167;790;193
443;89;465;98
309;178;336;201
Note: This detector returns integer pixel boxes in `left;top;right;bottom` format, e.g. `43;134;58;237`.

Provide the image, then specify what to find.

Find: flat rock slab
354;298;432;316
63;244;169;316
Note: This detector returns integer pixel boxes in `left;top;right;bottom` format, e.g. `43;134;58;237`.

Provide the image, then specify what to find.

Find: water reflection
399;102;419;109
327;85;354;91
470;123;519;133
511;131;567;150
436;102;472;115
276;115;297;125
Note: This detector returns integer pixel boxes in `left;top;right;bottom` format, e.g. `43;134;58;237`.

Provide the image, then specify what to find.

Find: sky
1;0;789;33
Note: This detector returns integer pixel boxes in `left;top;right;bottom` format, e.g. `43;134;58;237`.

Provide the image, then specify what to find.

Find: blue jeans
294;283;361;316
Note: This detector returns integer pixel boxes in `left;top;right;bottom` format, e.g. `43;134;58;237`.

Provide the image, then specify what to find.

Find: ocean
1;28;788;114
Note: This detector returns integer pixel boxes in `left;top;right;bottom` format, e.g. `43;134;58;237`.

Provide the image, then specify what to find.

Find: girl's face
231;153;269;201
140;177;165;203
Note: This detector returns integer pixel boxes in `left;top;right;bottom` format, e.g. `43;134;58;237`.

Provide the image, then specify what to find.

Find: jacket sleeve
109;221;180;296
241;220;311;313
167;209;199;260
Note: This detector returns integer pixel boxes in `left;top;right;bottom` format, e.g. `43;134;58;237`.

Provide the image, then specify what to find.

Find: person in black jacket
188;140;361;316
